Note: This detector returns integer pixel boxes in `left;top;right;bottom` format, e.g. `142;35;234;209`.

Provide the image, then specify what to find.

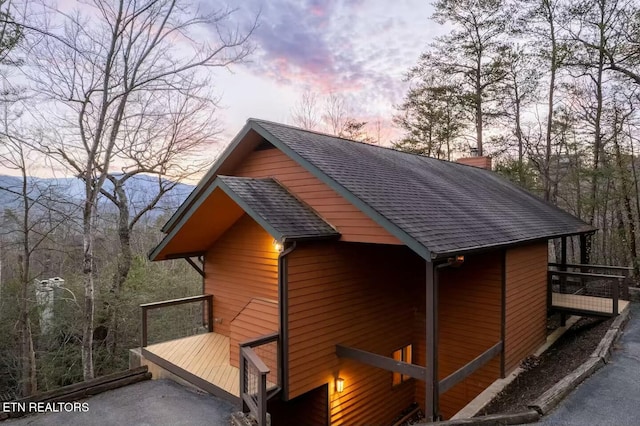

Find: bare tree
0;101;78;396
291;90;320;130
99;84;217;357
25;0;255;379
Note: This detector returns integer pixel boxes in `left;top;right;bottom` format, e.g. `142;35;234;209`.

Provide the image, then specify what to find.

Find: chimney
456;155;492;170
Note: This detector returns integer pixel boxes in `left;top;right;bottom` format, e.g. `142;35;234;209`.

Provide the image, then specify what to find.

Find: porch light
336;377;345;393
272;239;284;253
447;255;465;267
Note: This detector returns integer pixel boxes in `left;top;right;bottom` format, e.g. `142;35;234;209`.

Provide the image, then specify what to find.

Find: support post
425;261;438;421
613;277;620;315
206;295;213;333
560;237;567;326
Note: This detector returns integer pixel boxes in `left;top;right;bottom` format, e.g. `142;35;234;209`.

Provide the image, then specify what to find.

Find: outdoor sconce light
336;377;345;393
447;255;465;267
272;239;284;253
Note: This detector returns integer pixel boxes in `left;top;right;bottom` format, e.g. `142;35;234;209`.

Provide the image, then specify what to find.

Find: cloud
208;0;439;141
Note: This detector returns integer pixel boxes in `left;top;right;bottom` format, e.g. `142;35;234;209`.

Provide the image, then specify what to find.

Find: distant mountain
0;174;195;222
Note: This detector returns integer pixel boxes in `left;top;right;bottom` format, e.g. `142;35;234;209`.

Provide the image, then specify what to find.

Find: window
392;344;413;386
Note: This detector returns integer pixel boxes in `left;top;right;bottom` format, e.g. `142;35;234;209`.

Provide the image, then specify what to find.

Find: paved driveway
5;379;237;426
534;304;640;426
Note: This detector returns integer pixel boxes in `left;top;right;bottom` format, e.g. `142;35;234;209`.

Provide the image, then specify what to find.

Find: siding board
288;242;423;426
414;251;503;419
504;243;548;373
233;148;401;245
204;215;279;344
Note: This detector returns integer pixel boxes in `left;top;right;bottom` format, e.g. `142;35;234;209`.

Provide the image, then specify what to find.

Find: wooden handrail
335;344;427;380
140;294;213;347
240;331;279;348
240;339;275;426
241;346;270;374
438;341;503;394
548;262;632;272
140;294;213;309
548;270;625;280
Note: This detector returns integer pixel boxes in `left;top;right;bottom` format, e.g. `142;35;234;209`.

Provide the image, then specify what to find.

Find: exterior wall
233;146;401;245
504;242;548;373
414;251;502;419
229;298;278;370
287;241;424;426
204;214;279;360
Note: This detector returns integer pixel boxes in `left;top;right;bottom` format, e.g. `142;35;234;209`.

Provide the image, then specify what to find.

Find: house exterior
144;119;595;425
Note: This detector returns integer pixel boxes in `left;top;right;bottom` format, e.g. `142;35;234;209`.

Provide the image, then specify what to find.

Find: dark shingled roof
251;119;594;258
218;176;339;241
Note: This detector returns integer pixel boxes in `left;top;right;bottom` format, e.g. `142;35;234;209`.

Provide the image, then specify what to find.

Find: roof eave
149;175;342;262
160;123;256;234
430;227;598;259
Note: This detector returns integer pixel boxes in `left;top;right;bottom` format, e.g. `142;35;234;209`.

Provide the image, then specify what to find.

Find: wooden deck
142;332;240;401
552;293;630;316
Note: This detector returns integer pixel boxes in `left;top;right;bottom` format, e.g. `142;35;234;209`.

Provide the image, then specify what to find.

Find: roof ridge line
248;117;469;166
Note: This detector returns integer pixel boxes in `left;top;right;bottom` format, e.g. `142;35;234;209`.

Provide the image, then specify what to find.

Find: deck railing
140;294;213;347
547;265;628;316
239;332;279;426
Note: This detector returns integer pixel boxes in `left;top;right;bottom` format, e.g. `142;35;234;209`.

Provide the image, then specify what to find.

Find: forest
0;0;639;404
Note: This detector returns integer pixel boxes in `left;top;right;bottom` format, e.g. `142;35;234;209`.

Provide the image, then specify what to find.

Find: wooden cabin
136;119;609;425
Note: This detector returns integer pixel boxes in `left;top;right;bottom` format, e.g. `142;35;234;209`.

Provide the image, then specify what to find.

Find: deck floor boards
145;332;241;397
552;293;630;315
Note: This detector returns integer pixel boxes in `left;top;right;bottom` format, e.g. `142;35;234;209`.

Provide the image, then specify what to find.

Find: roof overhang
149;176;340;261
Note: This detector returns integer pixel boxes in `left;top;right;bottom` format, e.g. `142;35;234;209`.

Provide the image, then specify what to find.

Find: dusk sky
210;0;442;143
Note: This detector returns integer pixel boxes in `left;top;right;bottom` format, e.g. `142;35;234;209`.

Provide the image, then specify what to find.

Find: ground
480;314;614;415
4;379;236;426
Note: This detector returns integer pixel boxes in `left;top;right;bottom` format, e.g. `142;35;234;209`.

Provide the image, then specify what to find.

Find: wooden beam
438;341;503;394
185;257;204;277
335;345;427;380
426;261;438;421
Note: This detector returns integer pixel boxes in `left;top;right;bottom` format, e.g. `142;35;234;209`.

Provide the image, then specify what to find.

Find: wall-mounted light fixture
272;239;284;253
336;377;345;393
447;255;465;267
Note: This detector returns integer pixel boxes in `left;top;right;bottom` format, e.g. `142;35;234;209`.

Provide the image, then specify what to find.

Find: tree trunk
107;182;133;356
613;125;639;275
544;2;557;202
82;201;95;380
18;167;36;396
587;0;607;226
475;71;484;156
18;254;36;397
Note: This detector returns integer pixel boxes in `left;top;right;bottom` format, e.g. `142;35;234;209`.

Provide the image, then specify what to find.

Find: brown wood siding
268;384;329;426
233;147;401;245
204;214;278;342
229;298;278;369
414;252;502;419
504;242;548;374
287;242;424;426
